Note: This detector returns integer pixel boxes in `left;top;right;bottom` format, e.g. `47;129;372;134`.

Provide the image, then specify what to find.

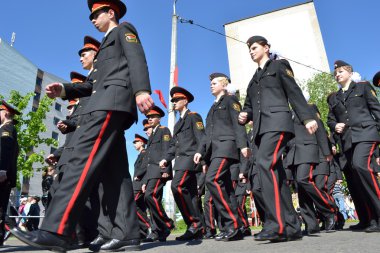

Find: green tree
305;72;338;129
2;90;58;188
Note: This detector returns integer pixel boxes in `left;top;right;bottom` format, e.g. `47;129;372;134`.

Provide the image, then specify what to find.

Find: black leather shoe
89;235;109;252
325;215;336;233
254;231;284;241
100;239;141;252
214;231;226;241
10;228;69;252
176;227;202;241
302;228;320;236
158;229;171;242
240;226;252;237
364;220;380;233
286;231;303;241
349;222;369;231
142;231;159;242
222;229;243;241
203;229;216;239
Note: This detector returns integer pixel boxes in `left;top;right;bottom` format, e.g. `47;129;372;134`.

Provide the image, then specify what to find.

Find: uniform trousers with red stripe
250;171;266;224
254;132;300;236
203;190;219;233
171;170;201;229
233;182;250;229
144;178;174;233
345;142;380;223
40;111;140;241
294;164;336;231
134;190;150;237
205;158;241;231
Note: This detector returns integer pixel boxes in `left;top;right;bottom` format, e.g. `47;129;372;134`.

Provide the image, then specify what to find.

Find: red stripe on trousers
137;211;151;228
269;132;285;235
308;165;335;213
367;143;380;199
214;158;238;229
135;191;141;201
58;111;112;234
153;179;172;228
177;170;197;228
209;196;215;229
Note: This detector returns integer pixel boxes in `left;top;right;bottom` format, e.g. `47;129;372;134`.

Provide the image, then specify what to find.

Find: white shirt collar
180;109;188;119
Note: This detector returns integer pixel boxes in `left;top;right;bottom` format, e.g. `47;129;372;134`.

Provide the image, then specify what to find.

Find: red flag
174;66;178;87
153;90;167;109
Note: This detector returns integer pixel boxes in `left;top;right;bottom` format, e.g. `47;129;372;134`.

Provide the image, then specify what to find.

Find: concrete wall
224;1;330;96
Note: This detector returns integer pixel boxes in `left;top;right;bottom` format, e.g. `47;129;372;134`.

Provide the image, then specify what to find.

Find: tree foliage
1;90;57;185
305;72;338;130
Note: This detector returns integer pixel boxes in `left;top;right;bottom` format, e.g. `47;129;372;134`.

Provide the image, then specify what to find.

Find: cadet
132;134;151;239
239;35;317;242
159;86;204;240
0;100;20;247
11;1;153;252
194;73;249;241
327;60;380;232
142;106;174;242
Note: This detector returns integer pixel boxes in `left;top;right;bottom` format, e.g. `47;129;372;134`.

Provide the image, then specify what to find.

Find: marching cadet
239;35;317;242
132;134;151;239
0;100;20;247
286;100;336;235
159;86;204;240
142;119;153;137
11;1;153;252
142;106;175;242
327;60;380;233
194;72;249;241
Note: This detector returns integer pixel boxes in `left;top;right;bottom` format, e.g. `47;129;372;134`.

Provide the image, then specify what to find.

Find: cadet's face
335;68;352;85
80;50;95;70
133;141;142;150
67;106;75;116
172;98;187;111
249;43;267;63
91;9;111;32
0;109;5;123
210;78;225;96
145;127;153;137
148;116;160;127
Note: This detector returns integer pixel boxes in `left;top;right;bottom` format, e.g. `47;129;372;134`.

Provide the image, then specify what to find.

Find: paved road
1;225;379;253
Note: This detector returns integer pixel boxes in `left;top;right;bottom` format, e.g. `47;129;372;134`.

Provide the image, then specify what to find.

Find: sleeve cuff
60;83;66;98
135;90;150;97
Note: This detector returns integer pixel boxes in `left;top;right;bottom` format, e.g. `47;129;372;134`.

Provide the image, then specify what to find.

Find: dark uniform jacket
242;59;314;139
0;122;19;188
197;95;248;163
284;104;331;167
62;22;151;127
53;115;79;160
165;110;205;171
327;81;380;152
133;150;147;191
144;125;172;182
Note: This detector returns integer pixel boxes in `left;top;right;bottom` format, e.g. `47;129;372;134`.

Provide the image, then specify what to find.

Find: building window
53;117;60;126
55;102;62;112
52;131;59;141
50;147;57;154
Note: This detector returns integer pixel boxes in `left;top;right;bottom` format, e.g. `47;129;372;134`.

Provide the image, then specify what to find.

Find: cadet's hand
332;146;337;155
335;123;346;134
46;83;63;99
376;157;380;166
194;153;202;164
238;112;248;125
336;180;343;184
159;160;167;169
45;154;57;165
134;177;140;181
162;173;169;178
142;184;146;193
241;147;251;158
57;122;68;132
202;164;208;174
246;190;251;194
326;154;333;162
239;173;247;184
136;93;154;114
305;120;318;134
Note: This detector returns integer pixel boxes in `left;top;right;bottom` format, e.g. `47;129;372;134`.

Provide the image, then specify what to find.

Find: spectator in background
333;181;348;220
25;196;40;231
345;197;357;220
41;166;56;209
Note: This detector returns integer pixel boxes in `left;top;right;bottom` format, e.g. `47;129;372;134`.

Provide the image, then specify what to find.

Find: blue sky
1;0;379;173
